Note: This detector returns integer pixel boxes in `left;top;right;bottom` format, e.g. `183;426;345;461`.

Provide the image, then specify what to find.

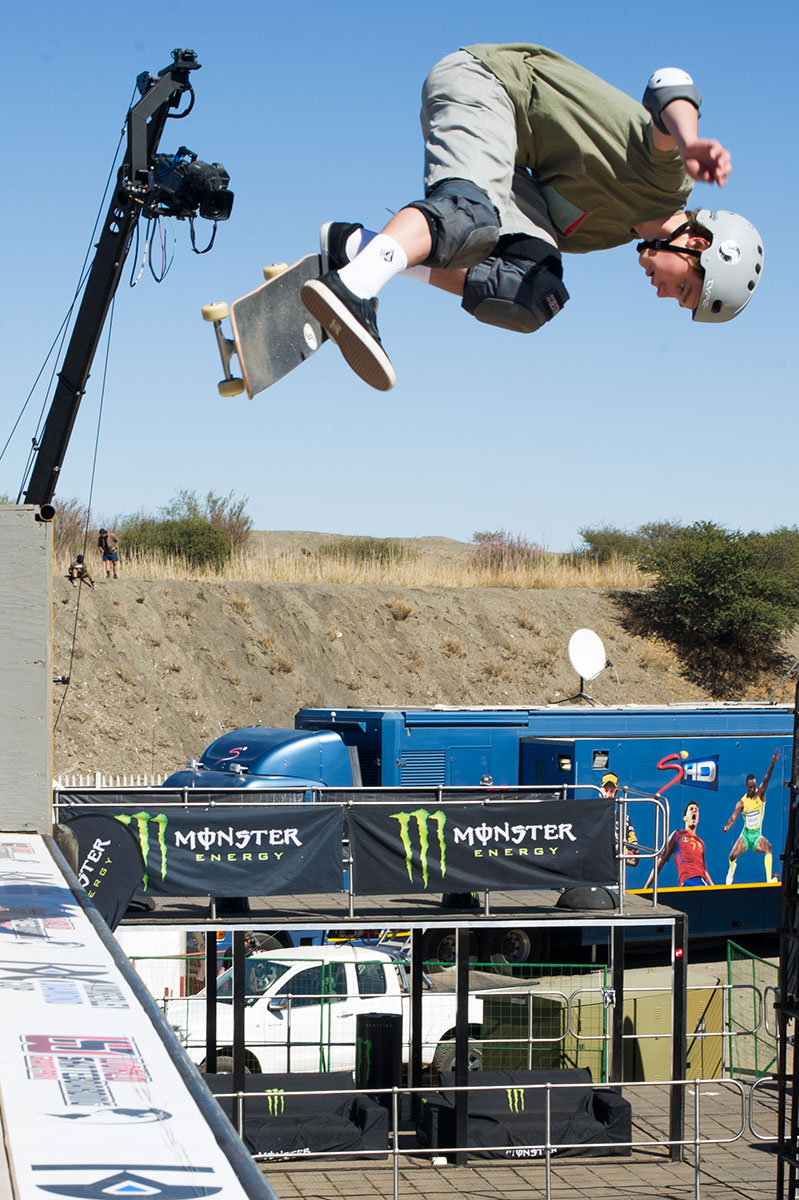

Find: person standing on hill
98;528;120;580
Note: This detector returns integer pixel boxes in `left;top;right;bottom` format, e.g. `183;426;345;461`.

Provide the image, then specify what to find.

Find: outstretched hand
680;138;732;186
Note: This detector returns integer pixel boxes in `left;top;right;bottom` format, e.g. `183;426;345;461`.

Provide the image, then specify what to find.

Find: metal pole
670;915;688;1161
232;929;246;1127
410;929;424;1125
776;681;799;1200
545;1082;552;1200
204;931;218;1072
611;927;624;1085
694;1081;701;1200
392;1087;399;1200
454;928;470;1166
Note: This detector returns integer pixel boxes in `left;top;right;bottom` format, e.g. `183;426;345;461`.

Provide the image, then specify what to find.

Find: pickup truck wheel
248;933;284;952
200;1053;254;1074
431;1039;483;1075
423;929;477;970
489;928;537;967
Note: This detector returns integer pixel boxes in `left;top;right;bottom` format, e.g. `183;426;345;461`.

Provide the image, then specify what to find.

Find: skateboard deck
203;254;327;398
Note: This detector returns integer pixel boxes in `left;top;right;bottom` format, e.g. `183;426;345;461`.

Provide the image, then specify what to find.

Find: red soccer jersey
665;828;707;884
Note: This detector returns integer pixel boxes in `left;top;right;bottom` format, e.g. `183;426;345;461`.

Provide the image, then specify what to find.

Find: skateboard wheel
202;301;229;322
262;263;289;281
218;378;245;397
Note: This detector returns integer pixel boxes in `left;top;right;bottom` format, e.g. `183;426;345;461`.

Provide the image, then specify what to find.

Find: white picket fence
53;773;165;789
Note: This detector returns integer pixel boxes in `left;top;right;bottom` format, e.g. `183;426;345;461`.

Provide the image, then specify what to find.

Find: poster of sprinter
349;797;615;894
62;803;344;896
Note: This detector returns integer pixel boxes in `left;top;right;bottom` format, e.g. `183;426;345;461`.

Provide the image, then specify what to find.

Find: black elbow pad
642;68;702;133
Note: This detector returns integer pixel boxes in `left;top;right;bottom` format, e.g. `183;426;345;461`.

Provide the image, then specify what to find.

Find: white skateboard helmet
691;209;764;323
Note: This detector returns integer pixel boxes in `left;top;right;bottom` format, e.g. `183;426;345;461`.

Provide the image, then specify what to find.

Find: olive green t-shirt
465;43;693;254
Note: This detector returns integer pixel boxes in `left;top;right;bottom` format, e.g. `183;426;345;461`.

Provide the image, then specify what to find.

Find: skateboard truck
201;301;245;396
202;263;288;398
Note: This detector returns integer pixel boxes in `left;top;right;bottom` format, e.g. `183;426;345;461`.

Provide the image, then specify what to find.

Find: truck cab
167;944;481;1074
163;726;358;790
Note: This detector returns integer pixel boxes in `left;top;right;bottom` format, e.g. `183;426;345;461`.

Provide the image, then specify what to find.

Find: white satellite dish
568;629;607;682
553;628;608;705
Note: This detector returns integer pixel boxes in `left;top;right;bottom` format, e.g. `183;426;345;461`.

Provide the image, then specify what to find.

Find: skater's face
638;236;707;311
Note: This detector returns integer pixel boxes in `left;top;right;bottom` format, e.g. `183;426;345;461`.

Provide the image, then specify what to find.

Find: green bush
577;521;684;563
623;521;799;695
318;536;416;565
118;489;251;569
159;489;252;550
121;515;233;569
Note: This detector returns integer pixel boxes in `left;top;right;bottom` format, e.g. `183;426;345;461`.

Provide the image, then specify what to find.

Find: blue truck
164;702;794;946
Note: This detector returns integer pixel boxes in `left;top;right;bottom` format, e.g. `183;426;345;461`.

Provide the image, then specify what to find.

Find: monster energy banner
61;802;343;896
55;814;146;930
349;797;615;893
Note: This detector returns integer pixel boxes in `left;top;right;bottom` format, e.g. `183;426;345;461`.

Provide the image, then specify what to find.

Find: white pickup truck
166;944;483;1074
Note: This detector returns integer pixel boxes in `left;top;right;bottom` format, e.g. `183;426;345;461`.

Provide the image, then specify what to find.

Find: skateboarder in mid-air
302;44;764;391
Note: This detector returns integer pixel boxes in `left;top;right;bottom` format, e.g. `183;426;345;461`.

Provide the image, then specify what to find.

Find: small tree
470;530;545;571
121;514;233;569
625;521;799;695
577;521;684;563
159;489;252;550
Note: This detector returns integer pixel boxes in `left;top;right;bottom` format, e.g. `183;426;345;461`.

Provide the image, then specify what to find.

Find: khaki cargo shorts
421;50;558;249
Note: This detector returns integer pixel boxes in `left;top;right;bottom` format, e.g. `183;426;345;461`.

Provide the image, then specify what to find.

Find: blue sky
1;1;793;551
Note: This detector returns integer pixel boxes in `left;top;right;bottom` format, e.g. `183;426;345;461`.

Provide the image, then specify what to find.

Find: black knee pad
462;236;569;333
407;179;500;270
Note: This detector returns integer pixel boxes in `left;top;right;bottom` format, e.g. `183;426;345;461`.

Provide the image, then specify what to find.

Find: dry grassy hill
51;532;798;777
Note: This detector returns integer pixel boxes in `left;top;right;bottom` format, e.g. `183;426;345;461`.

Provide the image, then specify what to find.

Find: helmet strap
636;220;703;259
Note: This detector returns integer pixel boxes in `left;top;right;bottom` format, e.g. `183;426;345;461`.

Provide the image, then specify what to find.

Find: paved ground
260;1078;782;1200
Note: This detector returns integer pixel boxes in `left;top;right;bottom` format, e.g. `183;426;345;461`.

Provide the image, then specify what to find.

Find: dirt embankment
52;533;794;777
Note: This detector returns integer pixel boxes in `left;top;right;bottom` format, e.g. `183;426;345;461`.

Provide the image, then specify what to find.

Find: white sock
338;234;408;298
402;263;432;283
345;228;368;259
342;228;431;285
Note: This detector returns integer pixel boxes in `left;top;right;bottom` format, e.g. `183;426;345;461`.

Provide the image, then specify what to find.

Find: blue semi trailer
165;702;794;942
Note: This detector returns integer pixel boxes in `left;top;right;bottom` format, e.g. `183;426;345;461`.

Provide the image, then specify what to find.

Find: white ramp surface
0;832;273;1200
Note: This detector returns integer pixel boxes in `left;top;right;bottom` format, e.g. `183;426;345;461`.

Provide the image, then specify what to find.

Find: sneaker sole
301;279;396;391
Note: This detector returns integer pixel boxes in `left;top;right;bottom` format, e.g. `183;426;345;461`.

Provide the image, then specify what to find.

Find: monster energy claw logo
390;809;446;887
506;1087;525;1113
266;1089;285;1116
116;812;168;890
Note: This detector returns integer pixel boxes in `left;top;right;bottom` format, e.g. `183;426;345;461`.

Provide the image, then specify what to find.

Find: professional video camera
148;146;233;222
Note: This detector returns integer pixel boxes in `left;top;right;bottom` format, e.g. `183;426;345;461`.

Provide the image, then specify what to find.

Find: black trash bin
356;1012;402;1110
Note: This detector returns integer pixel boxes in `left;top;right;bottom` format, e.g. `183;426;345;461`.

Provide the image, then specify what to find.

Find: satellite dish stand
554;674;603;706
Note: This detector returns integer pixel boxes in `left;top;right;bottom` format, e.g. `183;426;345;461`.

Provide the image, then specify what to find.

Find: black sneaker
320;221;362;273
301;271;396;391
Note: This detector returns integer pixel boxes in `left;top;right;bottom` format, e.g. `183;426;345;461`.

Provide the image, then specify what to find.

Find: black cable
168;84;195;119
149;216;175;281
189;216;218;254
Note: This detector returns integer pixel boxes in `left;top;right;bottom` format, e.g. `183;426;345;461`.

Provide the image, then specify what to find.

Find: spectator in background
601;771;639;868
67;554;95;589
98;528;120;579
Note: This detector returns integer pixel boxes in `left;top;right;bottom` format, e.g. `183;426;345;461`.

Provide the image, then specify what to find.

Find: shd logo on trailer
657;752;719;792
